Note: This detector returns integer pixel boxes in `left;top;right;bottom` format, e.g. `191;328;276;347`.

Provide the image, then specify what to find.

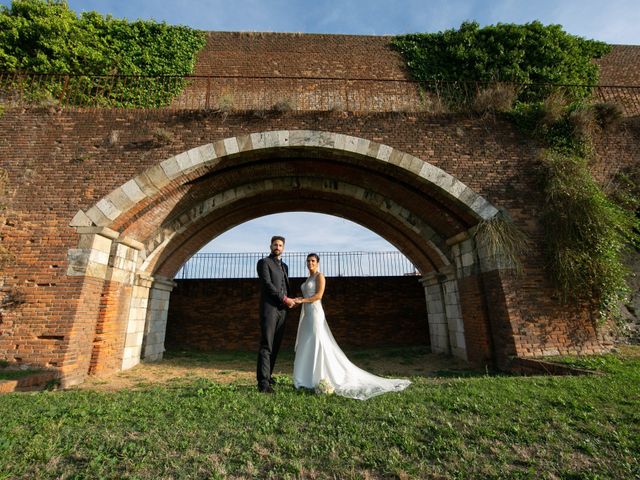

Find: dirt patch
73;347;475;392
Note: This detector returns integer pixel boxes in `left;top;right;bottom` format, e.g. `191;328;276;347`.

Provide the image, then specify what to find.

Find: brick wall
0;32;637;382
165;276;429;351
0;108;636;383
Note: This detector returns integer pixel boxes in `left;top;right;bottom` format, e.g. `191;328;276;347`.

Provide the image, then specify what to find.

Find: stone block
186;146;206;167
175;151;192;171
144;165;172;190
333;133;347;150
121;355;140;371
88;249;109;265
70;210;93;227
343;135;359;153
121;179;147;204
376;144;392;162
160;156;181;179
84;206;110;227
200;143;217;163
446;304;461;322
451;346;467;361
125;331;144;348
427;301;444;315
66;249;90;276
223;136;240;154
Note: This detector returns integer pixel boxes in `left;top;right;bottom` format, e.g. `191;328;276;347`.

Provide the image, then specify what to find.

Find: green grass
0;348;638;479
0;369;43;380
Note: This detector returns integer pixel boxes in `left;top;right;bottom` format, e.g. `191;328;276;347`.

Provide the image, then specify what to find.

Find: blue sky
4;0;637;44
3;0;638;254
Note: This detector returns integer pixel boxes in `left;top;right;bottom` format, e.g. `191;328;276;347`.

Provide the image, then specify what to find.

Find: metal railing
1;71;640;116
175;251;420;279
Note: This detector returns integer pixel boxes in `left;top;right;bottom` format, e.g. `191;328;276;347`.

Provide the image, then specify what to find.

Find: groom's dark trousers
256;254;291;390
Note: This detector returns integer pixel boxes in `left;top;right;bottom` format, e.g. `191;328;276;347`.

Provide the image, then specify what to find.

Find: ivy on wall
510;100;639;321
392;21;610;103
537;133;638;318
0;0;206;107
393;22;638;321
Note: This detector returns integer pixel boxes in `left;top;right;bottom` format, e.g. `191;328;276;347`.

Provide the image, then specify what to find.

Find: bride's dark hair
307;253;320;262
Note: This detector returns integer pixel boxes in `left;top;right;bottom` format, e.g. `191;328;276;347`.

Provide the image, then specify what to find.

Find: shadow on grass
162;345;486;379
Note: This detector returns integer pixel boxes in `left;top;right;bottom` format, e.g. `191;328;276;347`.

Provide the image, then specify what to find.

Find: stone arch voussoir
70;130;499;231
66;130;505;377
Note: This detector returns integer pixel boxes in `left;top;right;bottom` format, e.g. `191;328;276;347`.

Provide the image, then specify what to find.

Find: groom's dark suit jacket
257;254;291;315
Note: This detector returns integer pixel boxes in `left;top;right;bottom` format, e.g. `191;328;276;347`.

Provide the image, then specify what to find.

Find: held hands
285;297;304;309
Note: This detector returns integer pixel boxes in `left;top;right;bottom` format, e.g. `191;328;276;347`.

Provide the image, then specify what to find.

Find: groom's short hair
271;235;285;244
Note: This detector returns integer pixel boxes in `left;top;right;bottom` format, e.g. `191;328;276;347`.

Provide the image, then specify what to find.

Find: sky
3;0;638;254
3;0;637;44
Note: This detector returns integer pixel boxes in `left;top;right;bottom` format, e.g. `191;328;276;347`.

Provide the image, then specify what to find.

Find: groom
256;235;296;393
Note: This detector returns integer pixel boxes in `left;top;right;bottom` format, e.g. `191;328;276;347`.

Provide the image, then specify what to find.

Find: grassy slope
0;347;638;479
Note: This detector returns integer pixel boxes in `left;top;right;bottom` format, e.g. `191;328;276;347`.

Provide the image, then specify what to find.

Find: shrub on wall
0;0;206;107
539;148;638;318
393;22;638;321
392;21;610;105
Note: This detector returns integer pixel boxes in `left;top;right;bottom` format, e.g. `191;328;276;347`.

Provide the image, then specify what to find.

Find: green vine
393;22;638;320
0;0;206;107
508;102;639;318
539;148;637;318
392;21;610;105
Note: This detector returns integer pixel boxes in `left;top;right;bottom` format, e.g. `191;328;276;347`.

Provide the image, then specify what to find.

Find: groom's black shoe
258;385;275;394
269;378;276;386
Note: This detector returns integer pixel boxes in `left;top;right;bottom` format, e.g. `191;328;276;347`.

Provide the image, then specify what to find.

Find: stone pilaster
422;264;468;360
421;271;449;354
121;274;153;370
441;268;466;360
141;276;176;362
67;226;119;279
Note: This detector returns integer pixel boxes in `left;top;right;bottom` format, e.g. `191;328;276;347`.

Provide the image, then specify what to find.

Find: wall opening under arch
63;130;516;386
164;212;430;354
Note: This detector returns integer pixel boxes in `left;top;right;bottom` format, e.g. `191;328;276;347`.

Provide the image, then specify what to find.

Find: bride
293;253;411;400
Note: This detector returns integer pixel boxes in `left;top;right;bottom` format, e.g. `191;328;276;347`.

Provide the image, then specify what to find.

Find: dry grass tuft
107;130;120;146
540;91;568;127
217;94;235;113
272;98;293;113
472;83;518;114
568;106;596;140
151;128;175;146
1;285;25;309
473;210;530;275
418;90;449;114
593;102;623;131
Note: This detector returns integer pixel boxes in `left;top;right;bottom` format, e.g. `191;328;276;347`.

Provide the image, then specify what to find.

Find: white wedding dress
293;274;411;400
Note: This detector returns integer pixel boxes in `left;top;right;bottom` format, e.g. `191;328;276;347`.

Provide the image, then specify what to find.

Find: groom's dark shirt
257;254;291;313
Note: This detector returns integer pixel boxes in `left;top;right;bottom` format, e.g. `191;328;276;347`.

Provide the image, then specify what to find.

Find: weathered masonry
0;33;638;386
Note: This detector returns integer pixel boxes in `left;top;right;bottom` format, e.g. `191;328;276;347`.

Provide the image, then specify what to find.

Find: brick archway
65;130;510;385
